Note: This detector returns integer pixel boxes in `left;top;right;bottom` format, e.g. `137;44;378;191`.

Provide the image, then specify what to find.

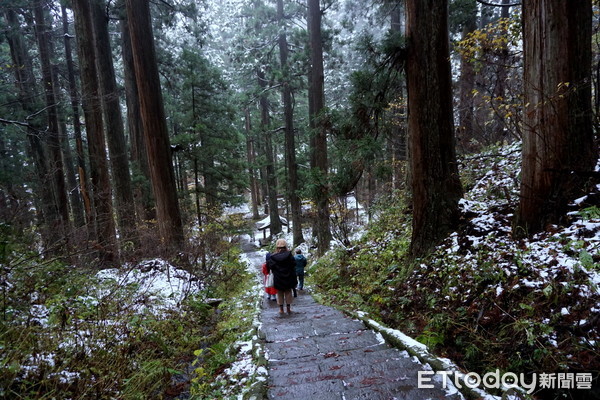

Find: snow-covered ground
6;258;205;392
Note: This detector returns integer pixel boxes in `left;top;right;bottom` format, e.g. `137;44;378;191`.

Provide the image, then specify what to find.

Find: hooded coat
267;250;297;291
294;254;307;275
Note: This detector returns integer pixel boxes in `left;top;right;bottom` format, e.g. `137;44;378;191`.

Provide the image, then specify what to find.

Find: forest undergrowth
310;142;600;400
0;221;254;399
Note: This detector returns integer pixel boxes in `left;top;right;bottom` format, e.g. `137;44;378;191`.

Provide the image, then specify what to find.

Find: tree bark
91;0;138;245
406;0;463;258
515;0;596;236
245;109;260;219
125;0;184;252
120;13;155;223
278;0;304;247
307;0;331;254
72;0;118;262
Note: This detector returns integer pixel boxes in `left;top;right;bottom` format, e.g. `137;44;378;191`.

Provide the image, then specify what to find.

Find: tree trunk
278;0;304;247
125;0;184;252
202;157;219;213
307;0;331;254
515;0;596;236
406;0;463;258
245;109;260;219
62;4;92;229
72;0;118;263
90;0;137;246
120;13;155;223
54;64;85;229
257;69;282;237
33;0;71;243
193;157;202;228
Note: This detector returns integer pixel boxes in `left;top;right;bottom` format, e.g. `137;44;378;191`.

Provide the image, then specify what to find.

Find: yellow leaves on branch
557;82;571;91
455;17;520;63
385;98;408;127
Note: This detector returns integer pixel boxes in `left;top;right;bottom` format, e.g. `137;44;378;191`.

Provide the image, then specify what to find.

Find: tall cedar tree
72;0;118;262
125;0;184;251
406;0;463;258
61;4;92;227
278;0;304;246
119;10;154;223
515;0;596;236
90;0;137;245
307;0;331;254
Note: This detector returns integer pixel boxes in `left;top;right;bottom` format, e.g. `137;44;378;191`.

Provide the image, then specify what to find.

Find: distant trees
225;0;310;247
258;67;283;237
453;0;521;152
1;0;246;262
4;7;57;239
278;0;304;247
32;0;70;243
170;48;247;228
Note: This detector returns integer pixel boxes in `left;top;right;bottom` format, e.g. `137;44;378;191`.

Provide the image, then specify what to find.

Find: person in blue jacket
294;249;307;290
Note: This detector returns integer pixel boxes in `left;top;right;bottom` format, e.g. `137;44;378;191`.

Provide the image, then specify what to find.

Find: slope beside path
258;288;464;400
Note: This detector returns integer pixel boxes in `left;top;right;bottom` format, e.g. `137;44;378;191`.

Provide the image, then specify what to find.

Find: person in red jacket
262;253;277;301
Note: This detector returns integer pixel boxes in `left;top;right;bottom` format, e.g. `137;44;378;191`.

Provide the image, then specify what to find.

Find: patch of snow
224;203;250;215
495;286;503;297
256;215;288;231
29;304;50;327
96;259;201;312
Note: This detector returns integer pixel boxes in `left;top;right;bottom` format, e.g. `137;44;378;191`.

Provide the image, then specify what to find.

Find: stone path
259;289;464;400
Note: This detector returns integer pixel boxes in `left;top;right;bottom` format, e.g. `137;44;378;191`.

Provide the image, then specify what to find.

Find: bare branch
476;0;520;7
0;118;30;127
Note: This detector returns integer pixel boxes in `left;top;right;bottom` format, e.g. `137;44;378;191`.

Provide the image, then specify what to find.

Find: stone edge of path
239;277;270;400
315;293;529;400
